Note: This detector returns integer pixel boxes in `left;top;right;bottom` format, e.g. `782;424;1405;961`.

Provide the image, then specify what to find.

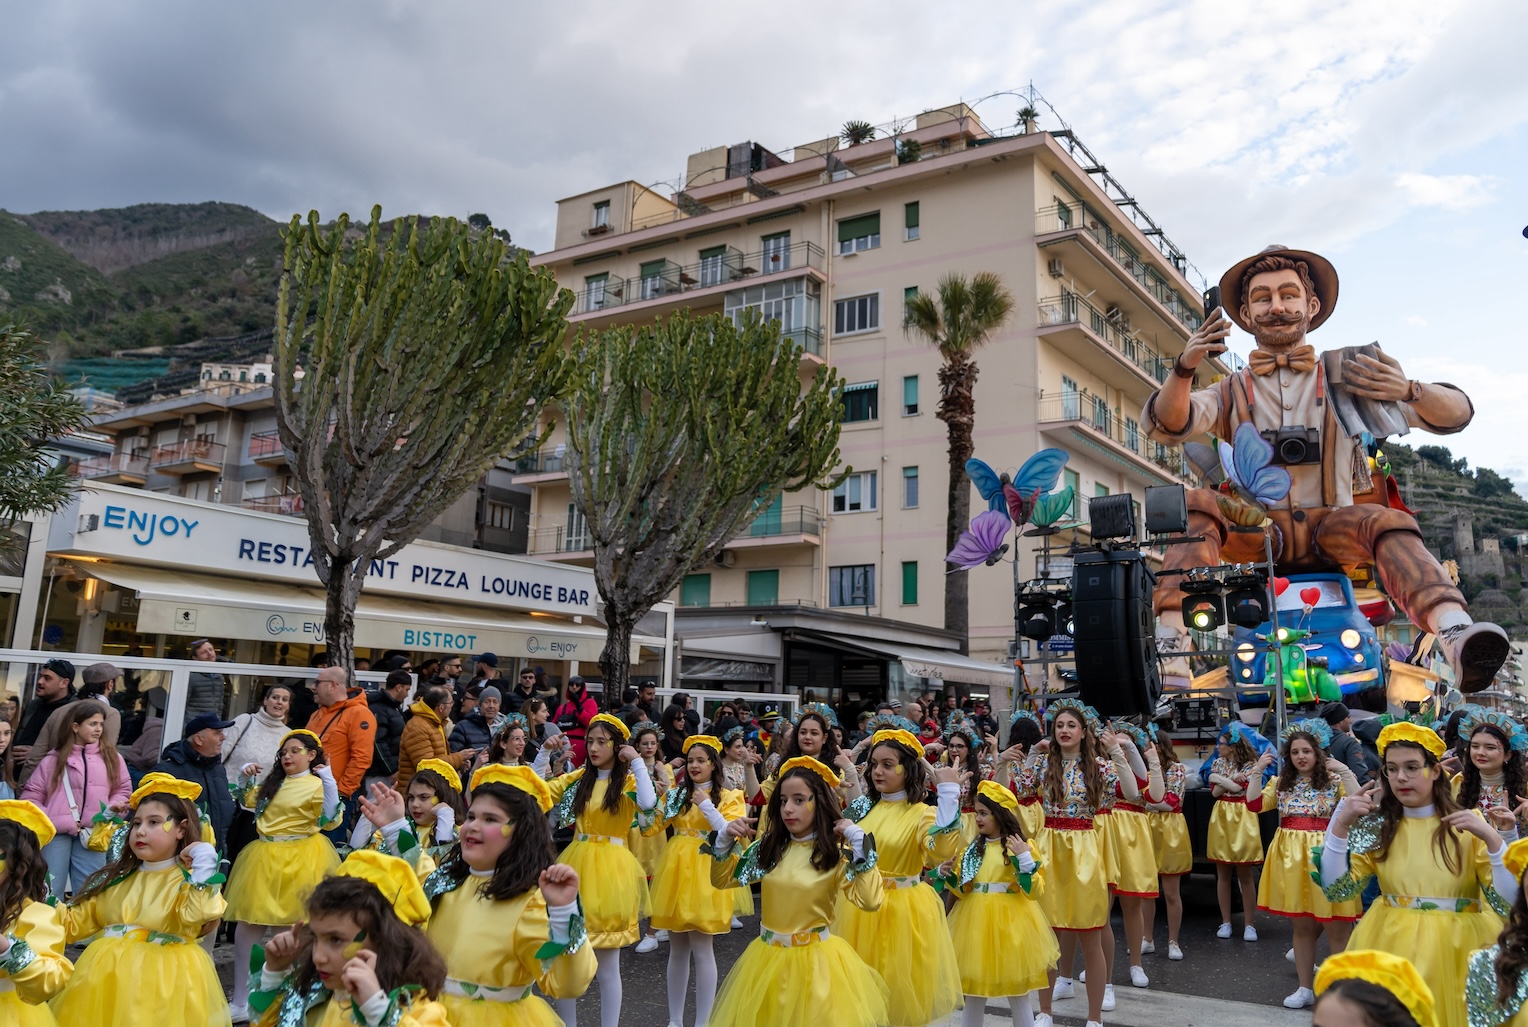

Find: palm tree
841;120;877;145
904;272;1016;650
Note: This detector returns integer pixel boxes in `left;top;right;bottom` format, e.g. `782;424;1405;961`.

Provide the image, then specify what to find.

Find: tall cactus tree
563;312;847;700
273;207;574;670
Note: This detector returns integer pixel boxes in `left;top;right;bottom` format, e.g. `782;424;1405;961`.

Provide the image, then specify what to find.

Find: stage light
1056;602;1074;637
1223;573;1271;628
1180;579;1225;633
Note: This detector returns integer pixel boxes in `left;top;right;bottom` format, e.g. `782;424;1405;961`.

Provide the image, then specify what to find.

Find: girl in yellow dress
0;800;72;1026
719;726;761;926
1454;709;1528;837
226;729;343;1018
648;735;746;1027
420;763;595;1027
1315;950;1438;1027
995;711;1045;840
1245;718;1361;1009
537;712;658;1027
1017;699;1137;1027
250;849;449;1026
1206;722;1264;941
938;780;1057;1027
52;773;228;1027
1319;722;1516;1027
835;727;964;1026
1097;720;1162;992
631;721;675;955
1142;725;1190;962
1466;839;1528;1027
708;755;888;1027
353;758;465;879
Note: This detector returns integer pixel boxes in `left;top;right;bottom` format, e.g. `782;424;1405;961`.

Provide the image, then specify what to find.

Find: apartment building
529;103;1233;699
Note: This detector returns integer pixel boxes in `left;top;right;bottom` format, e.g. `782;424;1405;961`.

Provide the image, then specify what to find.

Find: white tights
962;993;1035;1027
555;946;623;1027
231;923;269;1007
666;931;718;1026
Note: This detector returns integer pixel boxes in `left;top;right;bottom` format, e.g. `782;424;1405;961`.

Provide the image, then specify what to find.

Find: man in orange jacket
307;665;376;840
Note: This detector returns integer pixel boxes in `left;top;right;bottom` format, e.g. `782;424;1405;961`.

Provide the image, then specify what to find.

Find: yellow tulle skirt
948;892;1059;998
224;832;340;925
1257;826;1360;921
1150;812;1192;875
556;837;650;948
1206;799;1263;864
630;824;667;878
834;882;963;1025
1;991;57;1027
710;933;889;1027
1033;825;1109;930
49;935;231;1027
650;833;735;934
1102;809;1158;896
441;992;563;1027
1017;799;1044;841
1349;903;1502;1027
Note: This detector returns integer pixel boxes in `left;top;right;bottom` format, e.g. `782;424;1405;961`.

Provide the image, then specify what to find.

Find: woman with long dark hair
1205;722;1265;941
1455;709;1528;837
762;704;861;808
0;800;71;1023
996;710;1045;839
1142;724;1190;962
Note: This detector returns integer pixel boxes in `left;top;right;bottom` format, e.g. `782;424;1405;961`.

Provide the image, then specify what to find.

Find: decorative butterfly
1218;423;1292;510
946;510;1011;570
999;448;1070;526
964;458;1010;514
1030;487;1075;529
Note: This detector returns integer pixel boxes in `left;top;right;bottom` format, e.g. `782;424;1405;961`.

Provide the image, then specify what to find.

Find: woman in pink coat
552;676;598;765
21;702;132;898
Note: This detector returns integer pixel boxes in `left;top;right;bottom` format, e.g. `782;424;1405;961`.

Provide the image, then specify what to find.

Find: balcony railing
148;439;226;471
1038;293;1174;385
528;526;591;555
1037;391;1185;478
1037;205;1202;332
76;452;150;480
248;430;285;461
783;326;823;357
510;448;568;476
745;504;822;539
574;240;826;315
242;492;305;516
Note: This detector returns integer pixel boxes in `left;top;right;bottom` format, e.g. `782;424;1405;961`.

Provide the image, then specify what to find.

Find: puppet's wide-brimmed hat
1219;244;1339;333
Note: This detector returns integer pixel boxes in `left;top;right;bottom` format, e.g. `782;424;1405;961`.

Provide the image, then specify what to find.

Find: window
903;466;919;508
1064;468;1081;519
584;272;610;310
832;470;878;513
485;501;517;530
1125;416;1140;453
840;382;878;423
1061;376;1079;420
253;372;267;383
1095;483;1110;498
829;565;875;607
564;504;589;551
834;294;879;335
640;259;675;300
750;495;783;536
901;561;918;605
903;286;919;327
698;245;727;288
592;201;610;229
680;574;712;607
726;279;819;347
746;569;779;607
904;202;920;241
1092;394;1111;433
902;375;919;415
1056;201;1072;229
761;231;791;271
836;212;880;254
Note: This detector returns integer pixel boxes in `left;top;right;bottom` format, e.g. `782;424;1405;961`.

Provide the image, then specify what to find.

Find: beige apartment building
527;103;1233;700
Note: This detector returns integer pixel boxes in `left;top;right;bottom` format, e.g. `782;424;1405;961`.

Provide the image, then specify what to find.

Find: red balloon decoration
1273;577;1291;596
1299;587;1322;607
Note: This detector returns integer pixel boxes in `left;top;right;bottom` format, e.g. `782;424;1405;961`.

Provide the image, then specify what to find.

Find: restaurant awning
792;630;1014;690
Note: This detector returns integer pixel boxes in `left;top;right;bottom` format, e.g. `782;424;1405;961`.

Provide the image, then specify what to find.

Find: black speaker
1144;484;1188;534
1071;550;1159;717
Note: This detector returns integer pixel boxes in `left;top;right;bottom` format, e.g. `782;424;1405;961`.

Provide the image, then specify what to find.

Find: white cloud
1395;173;1497;210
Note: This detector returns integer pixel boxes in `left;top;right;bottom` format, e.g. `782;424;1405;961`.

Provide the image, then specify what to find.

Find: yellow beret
1505;838;1528;882
335;849;432;927
589;713;631;741
131;772;203;809
280;729;323;750
778;755;842;790
414;758;463;795
977;779;1019;813
1315;949;1436;1027
870;728;926;759
683;735;722;754
471;763;554;814
0;800;56;848
1377;722;1445;760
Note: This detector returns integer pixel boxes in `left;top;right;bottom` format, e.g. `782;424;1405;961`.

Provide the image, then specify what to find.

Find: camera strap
1241;363;1324;414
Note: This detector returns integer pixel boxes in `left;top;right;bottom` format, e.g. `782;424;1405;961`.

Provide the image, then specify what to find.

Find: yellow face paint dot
499;824;514;838
343;941;364;959
162;821;176;832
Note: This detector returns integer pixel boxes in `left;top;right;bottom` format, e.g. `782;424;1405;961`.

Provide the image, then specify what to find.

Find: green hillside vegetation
0;212;116;343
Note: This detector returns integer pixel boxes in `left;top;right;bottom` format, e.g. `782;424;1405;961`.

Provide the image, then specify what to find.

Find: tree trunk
597;615;634;712
322;562;362;673
939;356;979;653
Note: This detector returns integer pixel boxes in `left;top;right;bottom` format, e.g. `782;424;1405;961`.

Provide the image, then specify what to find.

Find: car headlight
1353;652;1364;664
1276;627;1290;642
1236;643;1256;663
1241;667;1253;679
1341;629;1361;649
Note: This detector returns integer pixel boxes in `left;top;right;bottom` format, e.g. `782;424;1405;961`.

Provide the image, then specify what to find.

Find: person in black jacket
1320;702;1375;785
449;685;498;753
153;712;237;857
366;671;410;785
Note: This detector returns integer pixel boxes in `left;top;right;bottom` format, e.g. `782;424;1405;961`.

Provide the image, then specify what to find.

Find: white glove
314;764;340;819
629;757;658;810
185;841;220;883
840;822;867;861
547;900;578;945
1015;851;1037;874
696;796;729;834
433;803;456;843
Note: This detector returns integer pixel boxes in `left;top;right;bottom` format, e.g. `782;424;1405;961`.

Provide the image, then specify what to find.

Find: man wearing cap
1145;245;1509;691
20;661;124;786
12;659;77;769
154;710;237;852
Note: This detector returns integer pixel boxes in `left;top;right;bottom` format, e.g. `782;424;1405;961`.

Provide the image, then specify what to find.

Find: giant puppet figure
1145;245;1509;692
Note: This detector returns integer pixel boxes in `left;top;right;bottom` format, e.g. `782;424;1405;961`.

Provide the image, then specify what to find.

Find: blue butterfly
964;458;1009;514
966;449;1069;521
1217;422;1292;510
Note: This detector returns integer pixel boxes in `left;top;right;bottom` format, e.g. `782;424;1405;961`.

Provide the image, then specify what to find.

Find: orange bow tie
1248;345;1316;376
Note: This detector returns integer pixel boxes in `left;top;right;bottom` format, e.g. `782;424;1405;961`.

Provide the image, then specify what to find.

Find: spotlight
1223;573;1270;628
1055;601;1074;637
1018;594;1057;641
1180;579;1225;632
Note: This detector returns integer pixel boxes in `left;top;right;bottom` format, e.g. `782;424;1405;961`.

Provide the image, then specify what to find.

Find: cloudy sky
3;0;1524;484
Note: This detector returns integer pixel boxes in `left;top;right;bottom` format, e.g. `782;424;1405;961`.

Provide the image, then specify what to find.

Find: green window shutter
680;574;711;607
837;212;881;242
746;569;779;606
699;245;726;259
901;561;918;605
584;272;608;285
904;202;919;228
640;259;668;277
902;375;918;409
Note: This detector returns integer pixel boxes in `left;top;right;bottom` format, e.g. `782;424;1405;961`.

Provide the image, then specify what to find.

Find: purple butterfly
946;510;1011;570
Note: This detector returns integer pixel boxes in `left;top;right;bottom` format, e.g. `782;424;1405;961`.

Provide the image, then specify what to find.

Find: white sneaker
731;916;743;928
1244;926;1258;942
1130;965;1149;988
1286;946;1296;963
1284;987;1315;1009
1102;984;1116;1011
1168;941;1184;960
1086;1022;1104;1027
655;929;670;942
1141;938;1155;954
228;1006;249;1025
1052;976;1075;1000
1034;1016;1054;1027
1216;922;1233;939
635;935;660;954
1077;969;1086;982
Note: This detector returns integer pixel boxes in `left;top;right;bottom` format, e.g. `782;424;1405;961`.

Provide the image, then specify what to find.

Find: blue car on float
1229;572;1386;708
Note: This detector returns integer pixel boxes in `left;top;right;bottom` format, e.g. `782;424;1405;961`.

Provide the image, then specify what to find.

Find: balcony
241;492;305;516
1037;390;1186;485
509;448;569;484
248;430;287;466
76;451;150;485
571;240;826;322
1037;293;1174;396
527;525;594;564
784;326;824;360
726;505;822;549
149;439;226;475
